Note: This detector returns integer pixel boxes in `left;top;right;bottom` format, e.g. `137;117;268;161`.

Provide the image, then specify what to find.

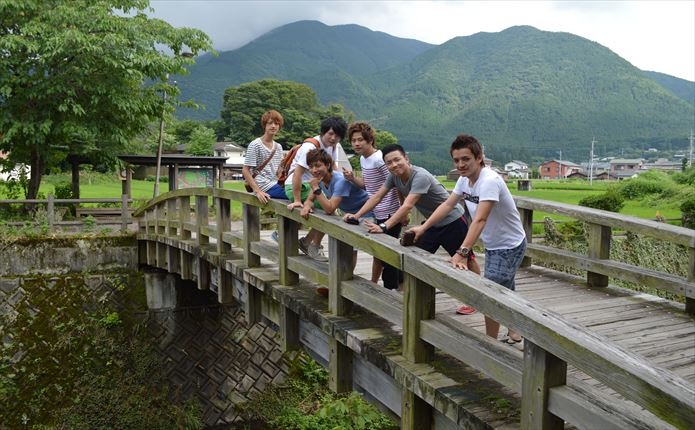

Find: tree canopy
220;79;354;148
0;0;213;198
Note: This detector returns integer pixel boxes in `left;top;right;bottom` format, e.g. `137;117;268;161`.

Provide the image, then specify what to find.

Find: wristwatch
312;187;322;195
456;246;471;257
378;222;388;232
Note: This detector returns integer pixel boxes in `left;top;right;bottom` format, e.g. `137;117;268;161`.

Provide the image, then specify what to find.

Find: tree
221;79;352;148
186;126;215;156
0;0;213;199
374;129;397;149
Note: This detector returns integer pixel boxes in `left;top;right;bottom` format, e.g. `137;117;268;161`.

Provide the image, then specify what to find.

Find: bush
578;190;624;212
53;182;73;199
617;179;666;200
681;198;695;229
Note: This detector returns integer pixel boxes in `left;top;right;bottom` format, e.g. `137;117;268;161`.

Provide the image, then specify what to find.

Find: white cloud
150;0;695;81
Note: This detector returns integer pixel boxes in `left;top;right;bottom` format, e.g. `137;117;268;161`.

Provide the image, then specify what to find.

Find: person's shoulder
247;137;262;148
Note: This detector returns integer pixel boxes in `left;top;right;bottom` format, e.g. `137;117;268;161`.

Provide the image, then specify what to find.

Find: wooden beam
521;340;567;429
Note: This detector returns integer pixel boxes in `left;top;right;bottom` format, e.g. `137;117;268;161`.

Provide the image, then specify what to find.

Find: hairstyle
306;149;334;172
347;121;375;146
381;144;406;159
261;110;284;128
320;117;348;139
450;134;485;167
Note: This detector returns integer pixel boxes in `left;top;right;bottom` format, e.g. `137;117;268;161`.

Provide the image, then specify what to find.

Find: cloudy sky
149;0;695;81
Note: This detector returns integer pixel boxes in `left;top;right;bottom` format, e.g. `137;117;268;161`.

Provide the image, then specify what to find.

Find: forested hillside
176;22;694;174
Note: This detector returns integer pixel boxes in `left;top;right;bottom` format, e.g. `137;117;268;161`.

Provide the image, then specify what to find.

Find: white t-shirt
285;135;342;184
452;167;525;250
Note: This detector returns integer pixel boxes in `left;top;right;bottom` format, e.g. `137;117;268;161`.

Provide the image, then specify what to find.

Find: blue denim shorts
484;239;527;291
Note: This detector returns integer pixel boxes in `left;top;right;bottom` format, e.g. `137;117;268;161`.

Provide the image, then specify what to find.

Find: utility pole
557;150;562;179
589;137;597;186
689;129;694;168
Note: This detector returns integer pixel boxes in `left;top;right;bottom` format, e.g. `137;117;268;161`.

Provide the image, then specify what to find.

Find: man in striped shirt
343;122;403;290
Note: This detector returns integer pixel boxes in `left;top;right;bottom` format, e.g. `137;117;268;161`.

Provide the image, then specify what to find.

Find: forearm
383;202;413;229
291;174;303;202
242;166;261;192
354;194;380;218
462;219;486;249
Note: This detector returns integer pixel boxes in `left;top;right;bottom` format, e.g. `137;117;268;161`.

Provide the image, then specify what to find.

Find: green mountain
177;22;694;173
642;71;695;106
176;20;432;119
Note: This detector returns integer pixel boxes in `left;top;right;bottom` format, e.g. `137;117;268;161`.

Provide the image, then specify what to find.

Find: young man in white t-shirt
285;117;348;261
343;122;403;290
408;134;527;344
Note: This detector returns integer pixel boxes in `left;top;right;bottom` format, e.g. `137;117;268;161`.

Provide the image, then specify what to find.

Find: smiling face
308;160;330;182
350;131;371;156
384;149;410;178
451;147;483;179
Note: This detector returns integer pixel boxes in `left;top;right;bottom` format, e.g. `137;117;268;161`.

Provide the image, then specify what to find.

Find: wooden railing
135;188;695;429
0;195;134;232
514;196;695;314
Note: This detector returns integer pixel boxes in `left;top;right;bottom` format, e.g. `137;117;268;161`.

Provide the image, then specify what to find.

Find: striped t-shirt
244;137;284;192
361;150;400;220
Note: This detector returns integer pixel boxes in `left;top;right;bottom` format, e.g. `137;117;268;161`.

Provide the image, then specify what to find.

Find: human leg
266;183;288;199
484;239;527;340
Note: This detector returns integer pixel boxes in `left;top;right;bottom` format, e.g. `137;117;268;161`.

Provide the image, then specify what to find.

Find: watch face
313;188;322;195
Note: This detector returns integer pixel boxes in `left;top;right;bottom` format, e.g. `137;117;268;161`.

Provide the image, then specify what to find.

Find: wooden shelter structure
117;154;228;198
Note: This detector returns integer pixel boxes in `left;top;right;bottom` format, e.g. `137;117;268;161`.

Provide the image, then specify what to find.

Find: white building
504;160;529;179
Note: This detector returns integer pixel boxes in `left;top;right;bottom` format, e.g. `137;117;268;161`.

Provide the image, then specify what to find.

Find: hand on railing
300;205;313;219
287;201;303;211
255;190;271;205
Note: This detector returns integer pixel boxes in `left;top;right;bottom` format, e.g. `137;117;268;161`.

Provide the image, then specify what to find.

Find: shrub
53;182;73;199
681;198;695;229
578;190;624;212
617;179;666;200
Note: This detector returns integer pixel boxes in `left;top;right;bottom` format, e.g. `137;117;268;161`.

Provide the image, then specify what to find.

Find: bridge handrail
1;195;135;232
135;188;695;429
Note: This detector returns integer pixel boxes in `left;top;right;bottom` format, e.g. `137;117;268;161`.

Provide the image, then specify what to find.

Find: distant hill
642;71;695;106
176;22;695;173
176;20;432;120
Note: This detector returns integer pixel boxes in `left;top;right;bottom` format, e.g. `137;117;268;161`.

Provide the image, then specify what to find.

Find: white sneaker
299;236;328;262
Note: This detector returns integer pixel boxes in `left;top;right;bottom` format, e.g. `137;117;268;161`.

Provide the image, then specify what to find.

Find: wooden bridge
134;187;695;430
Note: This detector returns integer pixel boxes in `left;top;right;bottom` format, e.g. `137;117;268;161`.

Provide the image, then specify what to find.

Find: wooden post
167;245;179;274
402;273;435;363
179;196;191;240
586;223;611;287
329;337;353;394
166;198;177;237
218;268;234;304
47;194;54;230
280;305;300;352
278;215;299;286
402;390;432;430
401;272;435;430
687;247;695;315
519;207;533;267
180;251;193;281
328;237;353;315
244;282;262;324
121;194;129;233
521;341;567;430
242;203;260;268
216;196;231;254
197;258;210;290
195;195;209;246
122;168;131;198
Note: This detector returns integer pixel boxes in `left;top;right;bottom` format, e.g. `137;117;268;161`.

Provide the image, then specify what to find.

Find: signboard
177;168;214;188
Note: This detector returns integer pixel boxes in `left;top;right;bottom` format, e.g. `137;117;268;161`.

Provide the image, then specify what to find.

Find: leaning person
343;121;403;290
408;134;527;343
343;144;480;310
242;109;287;203
285;117;348;261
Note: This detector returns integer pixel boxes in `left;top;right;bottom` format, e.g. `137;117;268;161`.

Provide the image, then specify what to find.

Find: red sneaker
316;287;329;297
456;305;476;315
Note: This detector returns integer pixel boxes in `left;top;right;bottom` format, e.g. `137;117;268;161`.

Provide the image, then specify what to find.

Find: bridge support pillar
144;269;178;309
587;223;610;288
519;208;533;268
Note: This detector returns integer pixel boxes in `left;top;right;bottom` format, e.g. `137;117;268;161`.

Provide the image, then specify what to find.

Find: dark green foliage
578;190;625;212
53;182;73;199
177;23;693;173
680;198;695;229
0;274;203;429
235;353;396;430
